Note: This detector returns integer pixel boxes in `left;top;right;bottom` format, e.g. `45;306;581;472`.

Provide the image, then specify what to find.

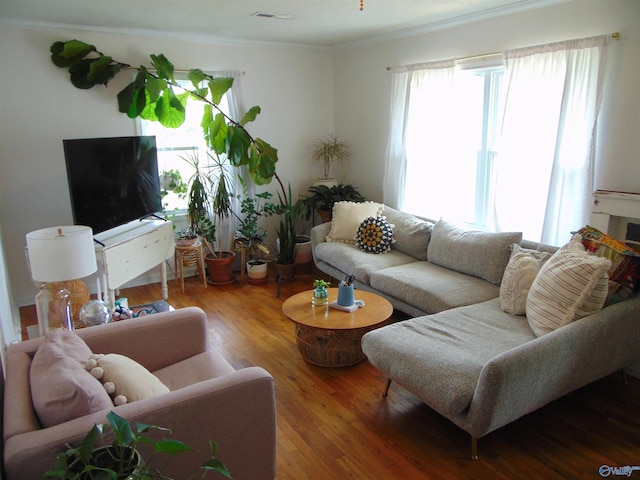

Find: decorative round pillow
356;216;394;254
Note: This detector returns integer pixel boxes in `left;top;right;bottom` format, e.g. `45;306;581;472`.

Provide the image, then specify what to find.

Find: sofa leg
382;378;392;397
471;436;478;461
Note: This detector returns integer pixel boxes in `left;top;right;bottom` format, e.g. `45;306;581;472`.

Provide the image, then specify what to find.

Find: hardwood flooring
20;267;640;479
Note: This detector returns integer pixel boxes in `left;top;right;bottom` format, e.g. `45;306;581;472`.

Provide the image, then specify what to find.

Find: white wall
0;25;334;306
333;0;640;203
2;0;639;310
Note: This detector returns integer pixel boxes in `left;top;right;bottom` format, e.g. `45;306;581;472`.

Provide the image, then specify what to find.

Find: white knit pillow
500;253;540;315
326;201;383;244
526;239;611;336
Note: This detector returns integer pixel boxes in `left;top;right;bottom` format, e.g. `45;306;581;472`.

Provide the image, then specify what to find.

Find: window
385;35;610;245
139;79;231;215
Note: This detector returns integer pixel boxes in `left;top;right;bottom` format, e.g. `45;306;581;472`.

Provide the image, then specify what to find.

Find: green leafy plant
310;134;351;180
50;39;297;253
301;183;367;221
45;411;231;480
313;279;331;289
233;179;273;260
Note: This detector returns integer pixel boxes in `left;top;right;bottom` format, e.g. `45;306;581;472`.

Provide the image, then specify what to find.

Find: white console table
94;219;174;309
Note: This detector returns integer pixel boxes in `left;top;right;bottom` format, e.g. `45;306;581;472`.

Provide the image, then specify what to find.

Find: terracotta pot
247;260;268;285
205;251;237;285
318;209;331;223
275;263;296;283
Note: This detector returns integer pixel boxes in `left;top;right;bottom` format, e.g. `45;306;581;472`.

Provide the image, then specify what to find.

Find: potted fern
45;411;231;480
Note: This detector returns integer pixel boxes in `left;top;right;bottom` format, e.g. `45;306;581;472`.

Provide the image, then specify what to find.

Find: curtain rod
386;31;620;71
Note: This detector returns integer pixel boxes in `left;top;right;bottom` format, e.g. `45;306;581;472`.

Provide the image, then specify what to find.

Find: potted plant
301;183;367;223
45;410;231;479
312;279;331;306
310;134;351;186
234;184;273;285
175;225;200;247
265;184;306;284
203;151;238;285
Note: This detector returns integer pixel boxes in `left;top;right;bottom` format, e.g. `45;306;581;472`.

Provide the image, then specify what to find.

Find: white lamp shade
26;225;97;282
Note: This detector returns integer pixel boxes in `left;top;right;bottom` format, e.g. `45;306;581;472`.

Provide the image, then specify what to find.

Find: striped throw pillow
526;238;611;336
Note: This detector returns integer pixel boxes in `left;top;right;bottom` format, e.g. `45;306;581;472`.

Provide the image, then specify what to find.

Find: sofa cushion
526;238;611;336
314;241;417;284
427;220;522;285
383;207;434;261
369;261;501;314
30;329;113;428
326;201;383;244
362;299;536;416
356;216;394;254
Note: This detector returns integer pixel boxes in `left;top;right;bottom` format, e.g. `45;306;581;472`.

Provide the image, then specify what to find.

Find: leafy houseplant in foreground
46;410;231;479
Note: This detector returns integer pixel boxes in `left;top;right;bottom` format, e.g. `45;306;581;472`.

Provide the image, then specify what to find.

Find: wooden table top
282;289;393;330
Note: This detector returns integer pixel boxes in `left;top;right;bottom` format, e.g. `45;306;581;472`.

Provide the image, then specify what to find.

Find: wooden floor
20;267;640;479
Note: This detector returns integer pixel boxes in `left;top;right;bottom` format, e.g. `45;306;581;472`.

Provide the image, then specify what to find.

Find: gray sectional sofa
310;206;640;458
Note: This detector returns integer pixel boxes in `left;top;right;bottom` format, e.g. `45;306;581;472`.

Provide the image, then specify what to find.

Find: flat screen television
63;136;163;234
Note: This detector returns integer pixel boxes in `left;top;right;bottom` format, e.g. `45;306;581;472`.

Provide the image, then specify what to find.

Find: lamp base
35;282;73;337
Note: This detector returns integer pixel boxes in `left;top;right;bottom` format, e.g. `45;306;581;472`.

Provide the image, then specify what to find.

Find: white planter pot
247;260;268;285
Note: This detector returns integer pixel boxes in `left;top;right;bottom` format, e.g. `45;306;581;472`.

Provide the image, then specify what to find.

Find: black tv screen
63;136;163;234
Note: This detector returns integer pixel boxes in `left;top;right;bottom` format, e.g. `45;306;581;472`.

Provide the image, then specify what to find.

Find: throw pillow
500;253;541;315
87;353;170;404
510;243;553;265
326;201;383;244
426;219;523;285
526;238;611;337
30;329;113;428
574;225;640;301
383;206;434;260
356;216;394;254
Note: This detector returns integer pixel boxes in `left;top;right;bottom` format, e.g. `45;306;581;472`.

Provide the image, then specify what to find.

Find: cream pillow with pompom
86;353;169;405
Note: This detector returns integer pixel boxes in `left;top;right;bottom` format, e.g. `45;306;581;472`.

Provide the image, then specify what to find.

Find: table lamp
26;225;97;336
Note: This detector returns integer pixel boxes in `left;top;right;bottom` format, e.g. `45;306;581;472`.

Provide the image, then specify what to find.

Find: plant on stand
234;181;273;285
46;410;231;480
310;133;351;186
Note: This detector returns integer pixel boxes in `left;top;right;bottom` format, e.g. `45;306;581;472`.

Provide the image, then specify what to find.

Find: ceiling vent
251;12;292;20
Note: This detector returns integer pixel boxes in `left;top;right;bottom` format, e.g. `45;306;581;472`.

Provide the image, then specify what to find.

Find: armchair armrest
4;367;276;480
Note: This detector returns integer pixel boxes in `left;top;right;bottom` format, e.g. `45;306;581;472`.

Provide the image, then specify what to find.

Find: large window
139;79;231;215
385;35;610;245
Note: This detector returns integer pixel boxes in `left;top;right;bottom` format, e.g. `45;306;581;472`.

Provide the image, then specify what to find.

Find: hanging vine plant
49;39;282;190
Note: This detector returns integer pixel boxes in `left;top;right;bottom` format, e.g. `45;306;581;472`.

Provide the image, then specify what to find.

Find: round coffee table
282;288;393;367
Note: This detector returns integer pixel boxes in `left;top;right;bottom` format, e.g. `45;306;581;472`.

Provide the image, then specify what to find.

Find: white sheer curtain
383;35;610;245
209;71;248;251
383;61;457;213
493;35;610;244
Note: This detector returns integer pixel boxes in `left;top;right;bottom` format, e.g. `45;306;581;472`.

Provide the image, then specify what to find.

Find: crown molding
0;19;332;52
335;0;572;50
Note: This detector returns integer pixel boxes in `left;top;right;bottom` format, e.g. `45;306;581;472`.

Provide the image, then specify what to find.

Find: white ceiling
0;0;566;47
